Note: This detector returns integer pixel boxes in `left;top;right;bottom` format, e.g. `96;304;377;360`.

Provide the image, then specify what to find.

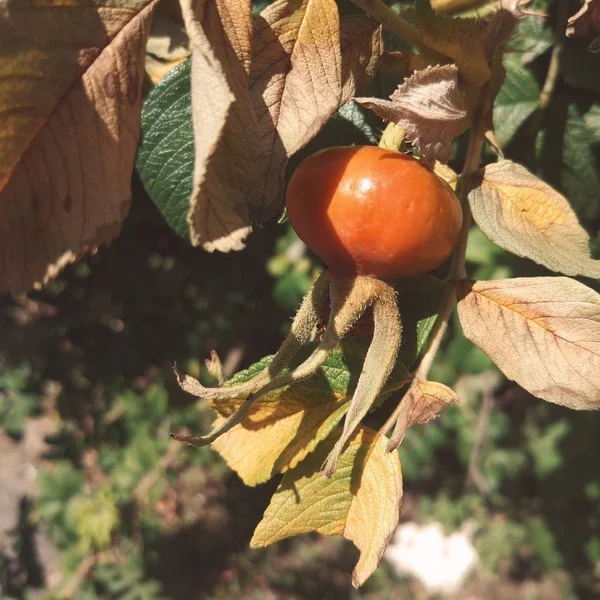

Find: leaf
248;0;343;220
538;103;600;220
508;14;553;63
210;388;349;486
394;275;447;366
354;65;469;163
387;379;459;451
0;0;157;293
180;0;261;252
457;277;600;410
493;54;539;147
468;160;600;279
137;60;193;239
418;3;490;84
340;15;383;104
251;426;402;588
566;0;600;51
192;342;410;485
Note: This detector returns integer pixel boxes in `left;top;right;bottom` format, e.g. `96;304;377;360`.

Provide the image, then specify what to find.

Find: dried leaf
418;4;490;84
468;160;600;279
181;0;262;252
340;15;383;104
0;0;157;293
251;426;402;588
567;0;600;52
457;277;600;410
248;0;343;220
354;65;469;163
387;379;458;451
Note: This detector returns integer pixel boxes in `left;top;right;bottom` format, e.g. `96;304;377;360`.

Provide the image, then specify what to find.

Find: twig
350;0;446;61
532;0;569;132
465;390;493;495
405;52;502;387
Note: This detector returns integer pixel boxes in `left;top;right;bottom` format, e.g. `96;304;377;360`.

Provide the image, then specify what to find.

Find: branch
407;54;503;384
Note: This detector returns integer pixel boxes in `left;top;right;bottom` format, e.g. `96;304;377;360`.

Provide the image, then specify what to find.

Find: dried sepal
322;281;402;477
175;271;330;402
246;275;383;404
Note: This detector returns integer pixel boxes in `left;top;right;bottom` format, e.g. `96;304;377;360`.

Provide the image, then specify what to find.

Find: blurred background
2;0;600;598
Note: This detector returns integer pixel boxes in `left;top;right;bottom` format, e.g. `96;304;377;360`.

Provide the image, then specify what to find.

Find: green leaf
507;14;553;64
394;275;447;366
136;59;193;239
493;54;539;147
538;103;600;220
251;426;402;588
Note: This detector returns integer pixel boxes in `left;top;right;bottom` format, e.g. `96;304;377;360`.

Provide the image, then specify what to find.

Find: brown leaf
468;160;600;279
248;0;342;221
181;0;262;252
418;6;490;84
387;379;458;451
567;0;600;52
0;0;157;293
340;15;383;104
457;277;600;410
354;65;469;163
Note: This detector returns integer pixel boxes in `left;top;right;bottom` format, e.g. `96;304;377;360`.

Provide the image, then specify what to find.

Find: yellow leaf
210;388;350;486
0;0;157;293
248;0;343;221
468;160;600;279
457;277;600;410
181;0;261;252
251;426;402;588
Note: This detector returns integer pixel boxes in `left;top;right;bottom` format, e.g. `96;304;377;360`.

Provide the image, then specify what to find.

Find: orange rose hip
286;146;462;280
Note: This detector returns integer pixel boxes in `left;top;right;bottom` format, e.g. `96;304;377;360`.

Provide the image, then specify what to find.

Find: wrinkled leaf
181;0;261;252
493;54;539;147
418;3;490;84
248;0;343;220
387;379;459;451
340;15;383;104
0;0;157;293
457;277;600;410
137;60;193;239
251;426;402;588
468;160;600;278
355;65;469;163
